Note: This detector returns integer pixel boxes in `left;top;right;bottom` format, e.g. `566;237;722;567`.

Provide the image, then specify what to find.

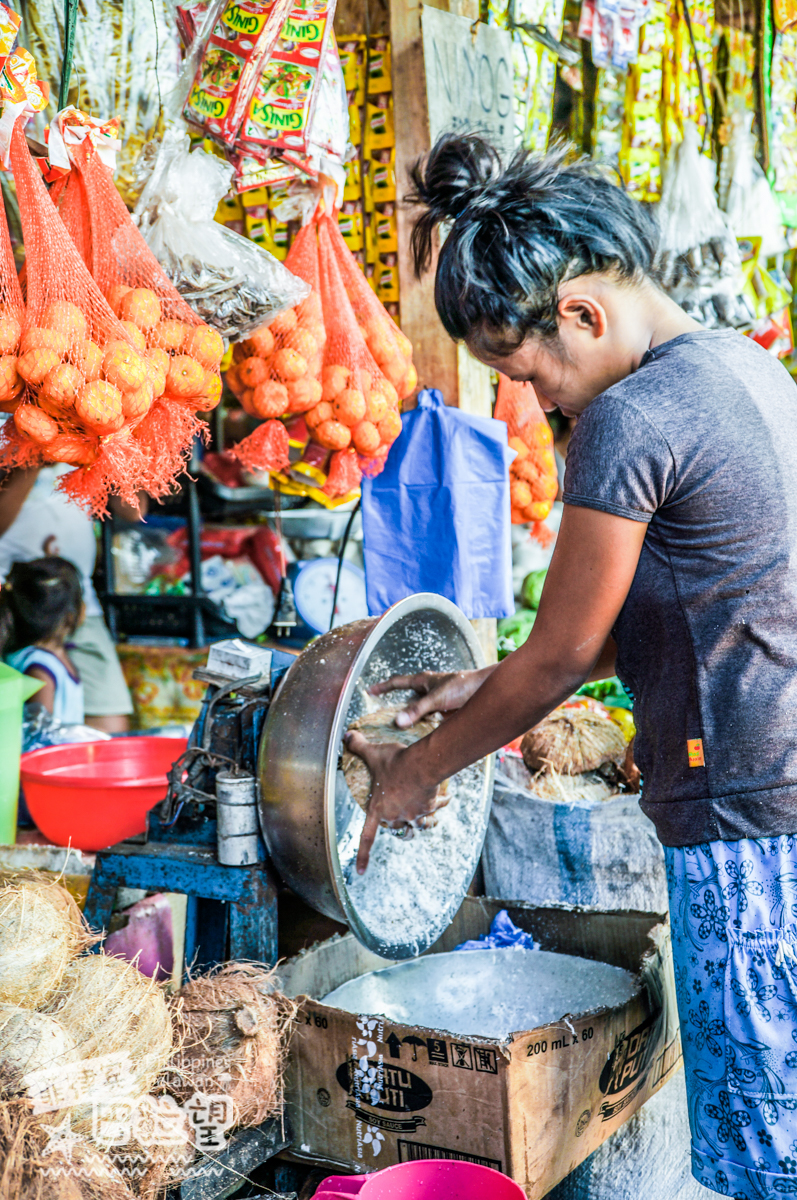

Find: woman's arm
348;504;647;871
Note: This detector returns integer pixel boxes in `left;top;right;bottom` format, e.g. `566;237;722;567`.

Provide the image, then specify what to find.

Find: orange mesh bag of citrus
230;218;324;476
494;373;557;545
53;139;224;506
0;120;157;512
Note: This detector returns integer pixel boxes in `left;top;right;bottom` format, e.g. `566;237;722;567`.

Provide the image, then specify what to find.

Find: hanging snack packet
229;217;325;469
0;121;157;512
494;374;557;544
136;130;308;339
238;0;337;161
182;0;293;147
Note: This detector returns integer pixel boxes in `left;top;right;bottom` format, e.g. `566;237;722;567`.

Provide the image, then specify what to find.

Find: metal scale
83;642;298;972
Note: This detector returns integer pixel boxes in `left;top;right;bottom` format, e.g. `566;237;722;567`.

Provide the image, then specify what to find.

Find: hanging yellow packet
363;98;394;154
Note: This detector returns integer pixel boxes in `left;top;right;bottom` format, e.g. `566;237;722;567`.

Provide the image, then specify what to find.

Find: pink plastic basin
20;737;187;852
314;1162;526;1199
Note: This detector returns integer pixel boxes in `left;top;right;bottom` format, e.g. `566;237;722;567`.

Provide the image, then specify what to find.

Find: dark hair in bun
407;133;661;357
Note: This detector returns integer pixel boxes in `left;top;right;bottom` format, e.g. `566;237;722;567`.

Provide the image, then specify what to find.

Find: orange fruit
42;301;87;343
399;363;418;399
185;324;224;369
238;356;269;388
305;400;333;430
20;328;69;358
268;308;298;337
17;348;62;385
508;436;529;460
121;383;154;420
145;351;168;396
41;363;83;410
381;355;408;389
296;292;322;323
528;500;553;521
70;339;104;382
107;284;132;316
103;342;148;393
366;327;398;367
224;364;242;398
272;348;307;382
510;480;533;510
527;422;554;449
42;434;99;466
167;355;205;398
150;319;189;352
351;420;380;455
286;377;322;413
332;388;366;427
285;328;317;360
377;409;402;445
193;393;221;412
300;319;326;348
232;342;249;363
314;419;352;451
239;388;256;416
15;405;59;444
251;380;289;419
321;365;348;402
0;356;21;402
241;326;274;358
394;330;412;359
201;372;223;405
119;287;162;331
307;353;324;378
75;381;124;435
120;321;147;351
0;397;22;414
0;313;21;355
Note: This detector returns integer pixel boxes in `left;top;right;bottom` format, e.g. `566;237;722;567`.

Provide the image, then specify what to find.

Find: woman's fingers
356;807;382;875
368;673;436;697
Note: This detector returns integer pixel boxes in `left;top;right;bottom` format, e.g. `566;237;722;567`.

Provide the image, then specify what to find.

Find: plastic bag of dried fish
135;129;309;341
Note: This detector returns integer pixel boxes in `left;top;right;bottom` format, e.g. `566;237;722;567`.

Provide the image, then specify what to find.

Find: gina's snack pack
238;0;336;160
183;0;292;147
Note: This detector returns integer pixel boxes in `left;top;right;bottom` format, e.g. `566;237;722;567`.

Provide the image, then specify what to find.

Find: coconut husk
0;883;83;1011
342;709;447;826
167;963;298;1127
0;1098;134;1200
0;874;95;959
521;708;627;777
0;1007;78;1100
43;955;174;1135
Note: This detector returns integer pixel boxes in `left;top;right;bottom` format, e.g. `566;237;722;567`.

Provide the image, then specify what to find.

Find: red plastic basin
314;1162;527;1199
20;737;187;852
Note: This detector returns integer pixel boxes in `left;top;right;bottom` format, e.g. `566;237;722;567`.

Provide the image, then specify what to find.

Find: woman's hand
368;666;495;728
344;733;444;874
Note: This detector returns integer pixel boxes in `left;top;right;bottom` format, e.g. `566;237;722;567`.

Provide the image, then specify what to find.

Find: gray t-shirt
563;329;797;846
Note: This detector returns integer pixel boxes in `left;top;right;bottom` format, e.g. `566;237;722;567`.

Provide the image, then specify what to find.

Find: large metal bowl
258;594;494;958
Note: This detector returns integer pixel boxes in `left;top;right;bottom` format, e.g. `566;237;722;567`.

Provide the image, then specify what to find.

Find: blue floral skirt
666;836;797;1198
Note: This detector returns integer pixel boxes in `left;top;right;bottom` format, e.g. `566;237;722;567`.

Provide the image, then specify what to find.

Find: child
0;557;85;724
347;134;797;1199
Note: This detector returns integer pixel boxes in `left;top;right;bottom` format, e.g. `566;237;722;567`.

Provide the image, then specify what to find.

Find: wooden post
390;0;500;660
390;0;494;419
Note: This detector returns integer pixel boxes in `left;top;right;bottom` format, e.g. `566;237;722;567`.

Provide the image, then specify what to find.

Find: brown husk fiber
0;878;92;1010
168;963;298;1127
44;955;174;1134
521;708;627;777
108;1100;195;1200
0;1098;134;1200
0;874;95;958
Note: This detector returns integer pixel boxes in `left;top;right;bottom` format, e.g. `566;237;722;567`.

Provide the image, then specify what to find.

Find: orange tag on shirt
687;739;705;767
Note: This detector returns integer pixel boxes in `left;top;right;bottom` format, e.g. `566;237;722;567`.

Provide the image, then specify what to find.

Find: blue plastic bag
454;908;539;952
361;389;515;618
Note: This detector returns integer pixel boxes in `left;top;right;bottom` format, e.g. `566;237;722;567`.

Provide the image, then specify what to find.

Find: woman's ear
557;294;608;337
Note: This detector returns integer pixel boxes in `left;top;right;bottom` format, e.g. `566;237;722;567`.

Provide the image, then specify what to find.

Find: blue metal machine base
83;840;278;974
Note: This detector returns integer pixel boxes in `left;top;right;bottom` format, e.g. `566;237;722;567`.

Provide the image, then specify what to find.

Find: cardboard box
277;897;682;1197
